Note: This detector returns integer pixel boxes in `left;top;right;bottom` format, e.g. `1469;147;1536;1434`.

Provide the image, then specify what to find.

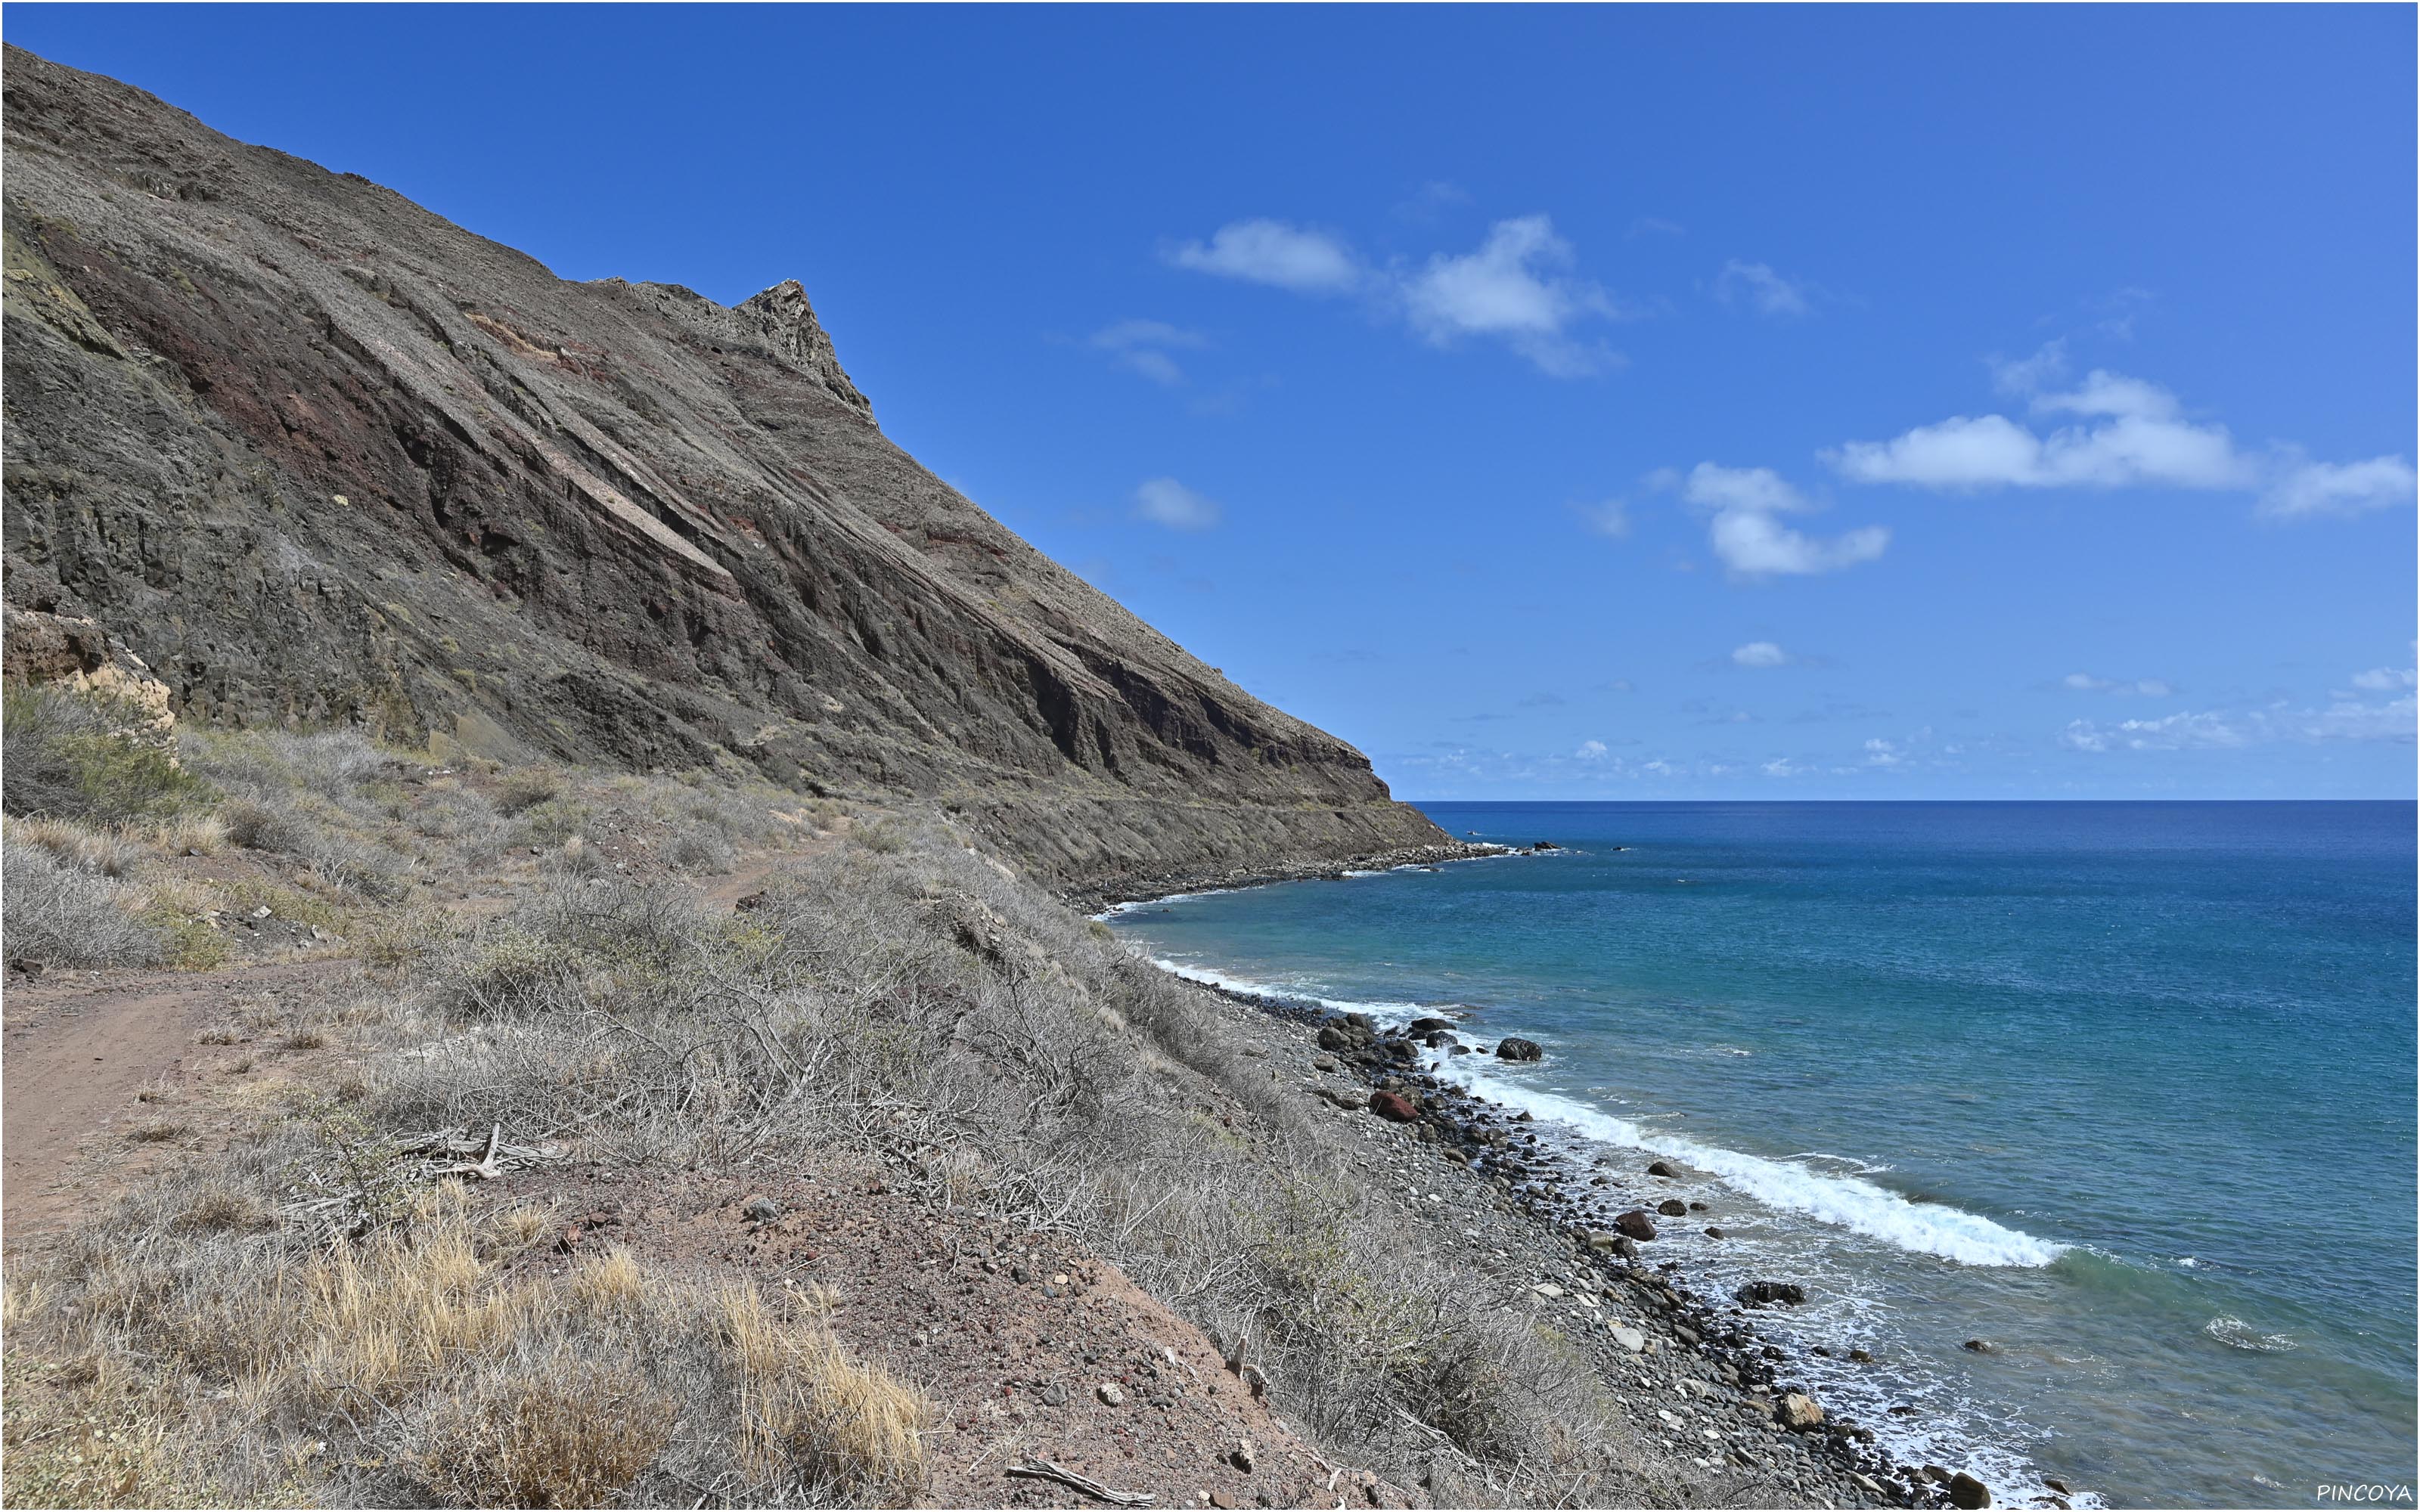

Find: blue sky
15;5;2415;798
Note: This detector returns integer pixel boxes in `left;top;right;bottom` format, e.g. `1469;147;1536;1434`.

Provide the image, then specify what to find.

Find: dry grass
4;714;1612;1504
11;1191;932;1507
722;1281;929;1504
5;815;147;877
353;823;1616;1497
419;1360;674;1508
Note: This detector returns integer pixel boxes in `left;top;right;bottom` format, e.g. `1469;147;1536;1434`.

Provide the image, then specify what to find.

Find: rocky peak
738;278;873;423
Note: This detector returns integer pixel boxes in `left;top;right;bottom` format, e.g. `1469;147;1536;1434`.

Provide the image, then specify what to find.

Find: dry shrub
2;840;163;966
355;903;461;972
420;1359;673;1508
222;797;308;854
722;1281;929;1505
845;818;905;854
669;828;736;873
492;767;562;816
439;927;585;1018
539;834;607;881
171;1185;272;1235
152;811;230;855
4;815;146;876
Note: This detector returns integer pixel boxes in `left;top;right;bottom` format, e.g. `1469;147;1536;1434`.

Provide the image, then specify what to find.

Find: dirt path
1;848;798;1252
2;958;344;1245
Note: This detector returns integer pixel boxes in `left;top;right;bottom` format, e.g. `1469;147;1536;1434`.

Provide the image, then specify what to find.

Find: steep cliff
0;46;1455;894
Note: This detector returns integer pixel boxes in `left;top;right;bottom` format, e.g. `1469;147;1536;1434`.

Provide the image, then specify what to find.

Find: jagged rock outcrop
0;46;1453;892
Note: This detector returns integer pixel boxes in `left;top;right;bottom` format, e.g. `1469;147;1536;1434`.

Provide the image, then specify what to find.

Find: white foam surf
1126;947;2068;1269
1434;1061;2068;1268
2204;1315;2297;1352
1147;958;1429;1020
1091;886;1241;920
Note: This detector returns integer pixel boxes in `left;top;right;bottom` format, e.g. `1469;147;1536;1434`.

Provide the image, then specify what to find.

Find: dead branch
1004;1459;1155;1506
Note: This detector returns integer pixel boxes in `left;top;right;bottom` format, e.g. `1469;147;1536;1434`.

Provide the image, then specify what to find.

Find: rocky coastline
1162;973;2071;1512
1060;840;1509;918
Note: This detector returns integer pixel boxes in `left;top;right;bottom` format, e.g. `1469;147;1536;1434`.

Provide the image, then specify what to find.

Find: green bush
2;683;209;824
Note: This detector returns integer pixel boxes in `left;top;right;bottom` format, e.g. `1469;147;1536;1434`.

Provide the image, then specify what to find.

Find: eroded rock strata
0;44;1455;893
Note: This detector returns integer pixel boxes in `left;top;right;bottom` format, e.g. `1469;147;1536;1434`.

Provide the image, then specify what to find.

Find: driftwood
1004;1459;1155;1507
276;1123;566;1232
404;1123;563;1179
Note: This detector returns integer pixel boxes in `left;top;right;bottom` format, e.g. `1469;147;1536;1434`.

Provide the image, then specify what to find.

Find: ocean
1100;801;2417;1508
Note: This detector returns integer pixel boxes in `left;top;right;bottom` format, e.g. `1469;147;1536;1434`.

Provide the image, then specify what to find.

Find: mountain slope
0;45;1454;894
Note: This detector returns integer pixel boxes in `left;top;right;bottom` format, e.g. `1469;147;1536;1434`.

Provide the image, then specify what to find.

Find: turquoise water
1103;802;2417;1508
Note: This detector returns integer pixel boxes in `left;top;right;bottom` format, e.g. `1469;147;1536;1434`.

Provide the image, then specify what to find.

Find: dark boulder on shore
1409;1016;1454;1035
1656;1198;1688;1217
1948;1471;1993;1509
1531;840;1560;850
1736;1281;1807;1307
1370;1090;1419;1123
1317;1015;1379;1054
1647;1160;1678;1177
1496;1037;1544;1062
1613;1209;1658;1241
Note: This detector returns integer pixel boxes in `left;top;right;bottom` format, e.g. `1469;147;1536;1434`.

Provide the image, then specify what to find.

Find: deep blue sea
1102;802;2417;1508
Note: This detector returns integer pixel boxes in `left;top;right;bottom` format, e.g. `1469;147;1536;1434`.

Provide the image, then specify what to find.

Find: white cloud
1715;259;1812;317
1167;212;1624;376
1131;477;1223;531
1680;463;1887;578
1761;757;1803;777
1576;739;1609;760
1683;463;1808;515
2034;368;2180;421
1828;358;2409;520
1394;180;1471;223
1990;339;2069;396
1732;640;1790;668
2351;666;2418;692
1576;499;1630;538
1708;510;1890;577
1090;320;1208;386
2062;695;2416;752
1400;215;1618;375
1167;220;1360;293
1863;737;1903;767
2064;673;2174;697
1826;400;2251;491
2261;456;2417;519
1093;319;1205;350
